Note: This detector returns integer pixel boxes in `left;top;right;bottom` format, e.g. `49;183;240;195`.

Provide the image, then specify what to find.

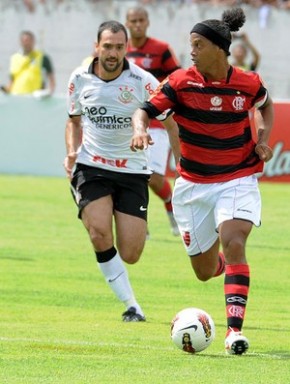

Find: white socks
98;251;144;316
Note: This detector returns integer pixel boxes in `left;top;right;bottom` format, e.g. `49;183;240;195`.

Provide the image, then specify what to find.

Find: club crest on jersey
118;86;134;104
182;231;191;247
232;96;246;111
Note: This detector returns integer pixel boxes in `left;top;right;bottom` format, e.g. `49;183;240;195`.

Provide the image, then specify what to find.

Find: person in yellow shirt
3;30;55;95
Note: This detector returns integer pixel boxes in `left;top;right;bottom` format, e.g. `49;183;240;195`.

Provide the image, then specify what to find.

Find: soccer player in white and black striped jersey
64;20;179;322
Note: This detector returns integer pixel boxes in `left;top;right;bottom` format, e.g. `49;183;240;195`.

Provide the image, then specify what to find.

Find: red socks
155;179;173;212
224;264;250;331
214;252;225;277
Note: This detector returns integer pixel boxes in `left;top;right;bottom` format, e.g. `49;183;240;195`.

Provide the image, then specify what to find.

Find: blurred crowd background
1;0;290;98
2;0;290;11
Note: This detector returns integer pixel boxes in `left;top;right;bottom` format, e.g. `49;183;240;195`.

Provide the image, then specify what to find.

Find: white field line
0;336;173;351
0;336;287;359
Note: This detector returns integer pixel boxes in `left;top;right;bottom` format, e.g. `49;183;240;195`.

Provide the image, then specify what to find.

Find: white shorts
148;128;170;176
172;175;261;256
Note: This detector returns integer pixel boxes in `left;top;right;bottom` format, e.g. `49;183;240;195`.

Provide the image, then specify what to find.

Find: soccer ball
171;307;215;353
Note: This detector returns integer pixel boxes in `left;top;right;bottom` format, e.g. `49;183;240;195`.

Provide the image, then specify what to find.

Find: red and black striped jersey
127;37;180;129
142;65;268;183
127;37;181;82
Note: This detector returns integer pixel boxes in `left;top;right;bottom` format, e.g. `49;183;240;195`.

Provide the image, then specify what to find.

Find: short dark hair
126;6;149;20
20;30;35;40
97;20;128;43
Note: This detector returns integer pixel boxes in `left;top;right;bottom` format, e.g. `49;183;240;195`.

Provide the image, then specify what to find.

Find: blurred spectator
3;30;55;96
230;32;260;71
3;0;290;13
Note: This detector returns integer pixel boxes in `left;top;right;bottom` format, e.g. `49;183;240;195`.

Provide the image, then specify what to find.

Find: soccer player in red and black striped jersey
131;8;274;354
126;6;181;236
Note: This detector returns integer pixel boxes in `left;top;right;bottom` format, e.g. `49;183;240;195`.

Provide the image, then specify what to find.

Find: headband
190;23;231;54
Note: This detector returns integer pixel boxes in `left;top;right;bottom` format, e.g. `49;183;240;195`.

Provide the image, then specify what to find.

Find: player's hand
255;143;273;162
63;152;77;179
130;133;154;152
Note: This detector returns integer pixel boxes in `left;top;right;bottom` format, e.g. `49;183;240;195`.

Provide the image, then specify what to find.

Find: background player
126;6;181;237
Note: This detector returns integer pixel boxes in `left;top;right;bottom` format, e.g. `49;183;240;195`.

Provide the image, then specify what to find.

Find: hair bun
222;8;246;32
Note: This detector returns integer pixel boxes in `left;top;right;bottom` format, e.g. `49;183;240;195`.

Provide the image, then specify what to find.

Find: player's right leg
172;177;223;280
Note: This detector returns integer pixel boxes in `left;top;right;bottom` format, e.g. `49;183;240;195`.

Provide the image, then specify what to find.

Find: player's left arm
254;95;274;162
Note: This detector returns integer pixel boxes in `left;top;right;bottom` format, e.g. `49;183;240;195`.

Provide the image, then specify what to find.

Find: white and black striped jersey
67;58;163;174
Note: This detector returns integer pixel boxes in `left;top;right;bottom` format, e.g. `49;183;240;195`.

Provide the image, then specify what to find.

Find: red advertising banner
166;101;290;182
258;101;290;182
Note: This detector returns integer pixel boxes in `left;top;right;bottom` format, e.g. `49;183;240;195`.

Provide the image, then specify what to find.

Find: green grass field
1;174;289;384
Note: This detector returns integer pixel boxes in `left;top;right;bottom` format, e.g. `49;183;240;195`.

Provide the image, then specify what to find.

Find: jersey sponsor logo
145;82;155;95
232;96;246;111
210;96;222;111
129;72;142;81
148;78;168;100
84;106;107;115
118;86;134;104
187;81;204;88
83;106;132;128
69;101;75;114
68;82;75;95
211;96;222;107
92;155;128;168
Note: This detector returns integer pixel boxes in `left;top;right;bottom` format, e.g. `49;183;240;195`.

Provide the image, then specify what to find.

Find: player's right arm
64;68;83;178
64;115;82;179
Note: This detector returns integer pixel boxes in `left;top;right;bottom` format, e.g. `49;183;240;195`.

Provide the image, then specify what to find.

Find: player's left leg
112;172;149;321
216;175;261;354
220;219;252;354
114;211;147;321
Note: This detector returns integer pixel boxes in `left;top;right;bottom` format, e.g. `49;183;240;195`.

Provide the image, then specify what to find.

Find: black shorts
71;163;150;220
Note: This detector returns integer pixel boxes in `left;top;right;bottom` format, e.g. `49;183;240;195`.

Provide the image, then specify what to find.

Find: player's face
190;33;220;74
97;30;127;75
126;11;149;39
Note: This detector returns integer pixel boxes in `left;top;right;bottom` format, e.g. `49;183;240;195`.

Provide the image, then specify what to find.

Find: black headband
190;23;231;54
